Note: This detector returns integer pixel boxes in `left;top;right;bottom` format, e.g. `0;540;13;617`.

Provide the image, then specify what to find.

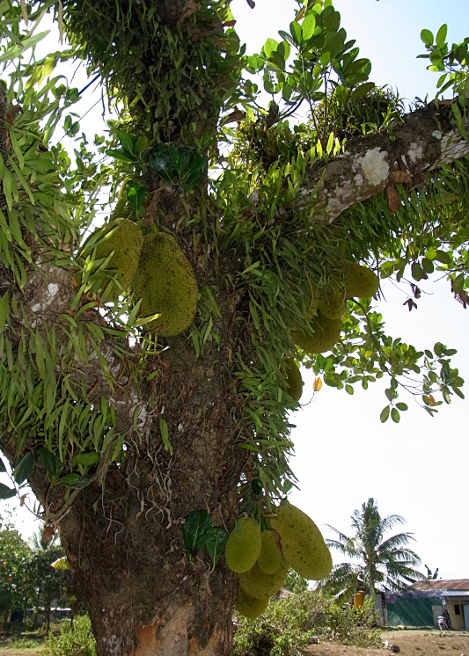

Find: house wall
448;602;466;631
386;597;442;627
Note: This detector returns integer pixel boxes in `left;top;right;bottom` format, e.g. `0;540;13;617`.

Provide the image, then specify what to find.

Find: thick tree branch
307;99;469;222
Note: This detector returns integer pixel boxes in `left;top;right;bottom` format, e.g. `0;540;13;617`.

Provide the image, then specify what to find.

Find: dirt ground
304;630;469;656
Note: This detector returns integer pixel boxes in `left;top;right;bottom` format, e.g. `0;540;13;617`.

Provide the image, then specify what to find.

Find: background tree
0;510;32;631
0;0;468;654
284;569;309;594
324;498;424;599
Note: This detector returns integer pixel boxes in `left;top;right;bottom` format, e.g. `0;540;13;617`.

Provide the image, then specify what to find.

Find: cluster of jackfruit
292;262;379;356
80;222;198;337
228;504;332;620
132;232;198;336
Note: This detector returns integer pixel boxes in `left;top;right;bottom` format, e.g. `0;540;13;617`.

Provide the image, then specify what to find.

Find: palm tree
323;498;424;599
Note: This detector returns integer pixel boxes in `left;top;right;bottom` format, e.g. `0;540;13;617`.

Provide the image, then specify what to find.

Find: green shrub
234;590;381;656
10;637;40;649
46;615;96;656
284;569;309;594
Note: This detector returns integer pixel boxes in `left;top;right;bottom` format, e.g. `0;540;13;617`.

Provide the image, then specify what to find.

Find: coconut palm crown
323;498;424;599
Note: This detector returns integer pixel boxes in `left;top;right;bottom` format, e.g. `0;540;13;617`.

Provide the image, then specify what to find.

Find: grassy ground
0;628;468;655
305;629;469;656
0;635;45;656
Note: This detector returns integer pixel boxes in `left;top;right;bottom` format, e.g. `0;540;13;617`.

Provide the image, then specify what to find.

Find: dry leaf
222;110;247;125
386;184;400;213
191;25;223;41
5;105;23;125
243;462;254;482
313;377;322;392
42;524;56;546
403;298;417;312
428;394;436;407
389;170;413;185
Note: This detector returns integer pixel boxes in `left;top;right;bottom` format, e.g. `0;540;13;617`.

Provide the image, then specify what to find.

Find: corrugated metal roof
409;580;469;591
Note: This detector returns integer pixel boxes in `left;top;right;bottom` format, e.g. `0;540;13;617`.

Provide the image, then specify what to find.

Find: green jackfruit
80;218;143;292
132;232;198;337
225;517;262;574
344;262;379;299
317;291;346;320
235;588;269;620
284;358;303;403
270;503;332;581
292;311;342;355
239;557;289;599
257;530;282;575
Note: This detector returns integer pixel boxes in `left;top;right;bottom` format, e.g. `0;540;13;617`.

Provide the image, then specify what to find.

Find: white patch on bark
47;282;59;297
432;130;442;139
30;282;61;313
360;148;389;186
325;170;365;220
354;172;364;186
407;142;424;163
439;131;469;164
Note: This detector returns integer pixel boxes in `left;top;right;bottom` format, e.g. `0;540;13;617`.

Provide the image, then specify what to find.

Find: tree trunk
43;309;246;655
45;601;50;634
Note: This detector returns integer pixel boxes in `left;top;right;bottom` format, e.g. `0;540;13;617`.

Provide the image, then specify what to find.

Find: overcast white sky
1;0;468;580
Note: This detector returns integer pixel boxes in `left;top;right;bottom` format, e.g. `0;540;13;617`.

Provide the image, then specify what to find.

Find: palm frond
380;514;405;532
325;537;360;558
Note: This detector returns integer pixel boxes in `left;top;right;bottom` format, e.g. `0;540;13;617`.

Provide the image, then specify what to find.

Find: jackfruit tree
0;0;467;653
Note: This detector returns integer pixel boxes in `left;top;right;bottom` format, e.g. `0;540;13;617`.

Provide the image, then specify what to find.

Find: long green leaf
12;451;34;485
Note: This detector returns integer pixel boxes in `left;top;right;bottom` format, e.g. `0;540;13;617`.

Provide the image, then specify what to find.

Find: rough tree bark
1;6;469;655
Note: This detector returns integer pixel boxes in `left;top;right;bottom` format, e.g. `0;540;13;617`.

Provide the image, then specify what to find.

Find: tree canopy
0;0;468;653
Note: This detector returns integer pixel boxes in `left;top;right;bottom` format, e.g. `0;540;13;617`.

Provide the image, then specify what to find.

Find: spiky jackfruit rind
80;219;143;291
257;530;282;575
270;503;332;581
132;232;198;337
292;312;342;355
284;358;303;403
239;557;289;599
225;517;262;574
344;262;379;299
234;588;270;620
317;293;346;320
